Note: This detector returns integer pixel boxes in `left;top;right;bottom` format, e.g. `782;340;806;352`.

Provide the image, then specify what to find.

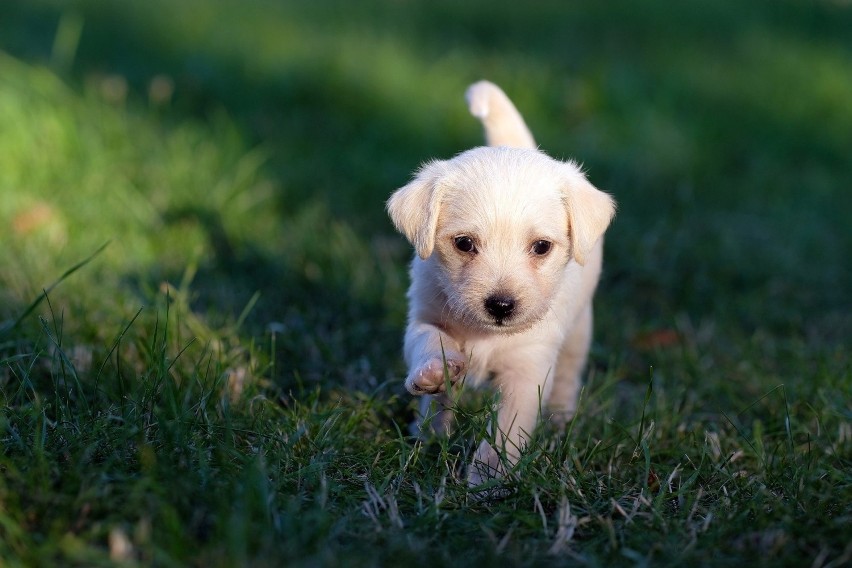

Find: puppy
387;81;615;486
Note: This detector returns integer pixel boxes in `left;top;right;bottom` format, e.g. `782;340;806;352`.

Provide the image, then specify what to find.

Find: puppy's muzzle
484;294;516;324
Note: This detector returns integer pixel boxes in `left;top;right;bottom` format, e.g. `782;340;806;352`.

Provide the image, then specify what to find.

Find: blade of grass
0;241;110;335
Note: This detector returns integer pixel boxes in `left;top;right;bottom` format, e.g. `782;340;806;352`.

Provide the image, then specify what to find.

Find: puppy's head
388;147;615;333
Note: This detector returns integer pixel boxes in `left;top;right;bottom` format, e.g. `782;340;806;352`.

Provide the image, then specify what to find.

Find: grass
1;0;850;566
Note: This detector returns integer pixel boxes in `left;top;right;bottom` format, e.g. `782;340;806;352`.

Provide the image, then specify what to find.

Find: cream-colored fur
387;80;615;486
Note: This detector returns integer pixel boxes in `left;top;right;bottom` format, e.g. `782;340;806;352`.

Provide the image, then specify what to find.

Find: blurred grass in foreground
0;0;850;566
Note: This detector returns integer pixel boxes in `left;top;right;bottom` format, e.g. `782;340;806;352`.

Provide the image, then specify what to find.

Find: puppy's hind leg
549;305;593;429
412;394;455;438
466;81;536;149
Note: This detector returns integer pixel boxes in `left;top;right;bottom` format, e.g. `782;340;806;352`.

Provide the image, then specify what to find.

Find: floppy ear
386;160;447;259
562;167;616;265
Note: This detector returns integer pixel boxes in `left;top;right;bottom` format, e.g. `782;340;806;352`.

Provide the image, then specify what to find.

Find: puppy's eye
531;240;552;256
454;236;477;254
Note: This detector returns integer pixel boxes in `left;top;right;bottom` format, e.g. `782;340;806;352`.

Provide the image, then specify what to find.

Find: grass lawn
1;0;850;566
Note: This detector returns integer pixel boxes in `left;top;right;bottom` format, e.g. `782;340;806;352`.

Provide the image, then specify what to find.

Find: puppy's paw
467;440;512;499
548;409;576;431
467;440;503;485
405;356;466;395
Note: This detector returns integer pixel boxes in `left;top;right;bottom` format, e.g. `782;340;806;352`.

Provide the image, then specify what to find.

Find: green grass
1;0;850;566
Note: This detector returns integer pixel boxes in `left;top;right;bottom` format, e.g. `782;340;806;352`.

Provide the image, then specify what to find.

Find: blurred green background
2;0;849;382
1;0;850;565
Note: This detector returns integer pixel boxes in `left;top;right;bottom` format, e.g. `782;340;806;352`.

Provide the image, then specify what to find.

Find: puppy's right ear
386;160;446;259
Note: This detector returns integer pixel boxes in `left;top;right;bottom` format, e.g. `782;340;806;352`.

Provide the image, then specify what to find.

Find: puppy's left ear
562;166;616;265
387;160;447;259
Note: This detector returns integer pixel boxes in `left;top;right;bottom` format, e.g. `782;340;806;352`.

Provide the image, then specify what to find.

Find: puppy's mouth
481;315;539;335
490;315;518;328
455;306;537;335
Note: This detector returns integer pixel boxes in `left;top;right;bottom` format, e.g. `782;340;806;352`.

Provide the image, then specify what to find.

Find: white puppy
387;81;615;486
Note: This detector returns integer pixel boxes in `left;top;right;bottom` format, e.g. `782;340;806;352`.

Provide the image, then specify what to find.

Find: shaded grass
1;0;850;566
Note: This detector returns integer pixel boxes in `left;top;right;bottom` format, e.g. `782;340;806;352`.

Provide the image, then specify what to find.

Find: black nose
484;295;515;321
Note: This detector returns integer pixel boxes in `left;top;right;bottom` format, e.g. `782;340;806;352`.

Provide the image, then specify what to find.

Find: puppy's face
388;147;615;334
431;170;570;333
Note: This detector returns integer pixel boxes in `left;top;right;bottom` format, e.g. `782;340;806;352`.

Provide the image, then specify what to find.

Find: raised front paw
405;356;466;395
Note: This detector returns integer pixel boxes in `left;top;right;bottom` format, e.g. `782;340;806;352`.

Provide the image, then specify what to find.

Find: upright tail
465;80;536;150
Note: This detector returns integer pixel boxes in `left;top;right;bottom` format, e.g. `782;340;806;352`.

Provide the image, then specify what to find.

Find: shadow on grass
143;201;409;391
0;1;428;391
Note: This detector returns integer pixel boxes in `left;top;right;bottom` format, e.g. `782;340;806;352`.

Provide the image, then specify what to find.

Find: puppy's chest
461;339;508;388
463;353;493;388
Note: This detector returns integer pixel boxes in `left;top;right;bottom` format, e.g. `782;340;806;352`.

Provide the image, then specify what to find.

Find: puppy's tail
466;80;536;149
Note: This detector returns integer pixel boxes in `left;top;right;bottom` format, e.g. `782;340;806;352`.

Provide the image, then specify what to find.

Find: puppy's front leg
403;321;466;396
468;355;554;486
404;322;466;436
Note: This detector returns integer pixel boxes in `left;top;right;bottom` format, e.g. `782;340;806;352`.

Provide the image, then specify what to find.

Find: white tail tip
464;80;536;149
